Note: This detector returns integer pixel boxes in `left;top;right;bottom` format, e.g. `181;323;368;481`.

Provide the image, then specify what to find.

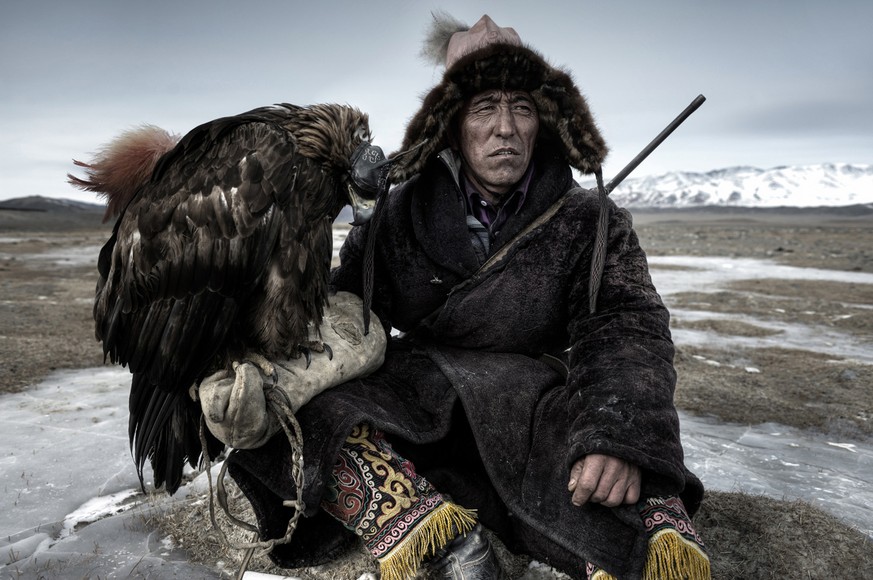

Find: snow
2;255;873;577
603;163;873;207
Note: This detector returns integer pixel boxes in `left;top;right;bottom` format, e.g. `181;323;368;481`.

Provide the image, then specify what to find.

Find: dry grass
151;483;873;580
695;490;873;579
151;476;380;580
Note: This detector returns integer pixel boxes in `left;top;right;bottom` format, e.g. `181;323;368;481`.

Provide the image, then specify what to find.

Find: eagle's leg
239;352;279;384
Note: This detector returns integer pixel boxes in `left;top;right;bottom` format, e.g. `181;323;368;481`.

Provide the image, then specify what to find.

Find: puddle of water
0;244;103;267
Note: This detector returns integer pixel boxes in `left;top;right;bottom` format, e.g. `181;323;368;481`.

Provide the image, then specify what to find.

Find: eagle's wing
96;113;315;493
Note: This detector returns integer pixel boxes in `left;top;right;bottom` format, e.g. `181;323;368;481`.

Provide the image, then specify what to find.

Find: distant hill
0;196;106;213
0;195;356;232
601;163;873;208
0;196;108;232
4;162;872;232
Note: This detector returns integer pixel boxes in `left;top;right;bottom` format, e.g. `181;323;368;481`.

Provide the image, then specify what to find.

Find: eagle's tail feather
67;124;179;222
129;374;222;495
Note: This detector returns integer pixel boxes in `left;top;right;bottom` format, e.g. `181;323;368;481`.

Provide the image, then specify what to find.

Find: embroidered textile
587;496;710;580
320;424;476;580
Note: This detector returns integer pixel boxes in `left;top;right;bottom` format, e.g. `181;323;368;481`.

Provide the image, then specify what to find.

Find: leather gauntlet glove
197;291;386;449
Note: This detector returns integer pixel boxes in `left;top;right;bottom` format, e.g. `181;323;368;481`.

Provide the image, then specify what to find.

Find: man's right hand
567;454;641;508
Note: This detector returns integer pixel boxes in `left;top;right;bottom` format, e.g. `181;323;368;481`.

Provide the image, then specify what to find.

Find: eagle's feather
70;103;373;493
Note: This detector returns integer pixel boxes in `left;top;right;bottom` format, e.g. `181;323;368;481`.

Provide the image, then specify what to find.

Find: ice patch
648;256;873;364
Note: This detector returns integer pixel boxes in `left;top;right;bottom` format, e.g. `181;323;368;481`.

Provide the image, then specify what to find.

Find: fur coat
227;154;704;579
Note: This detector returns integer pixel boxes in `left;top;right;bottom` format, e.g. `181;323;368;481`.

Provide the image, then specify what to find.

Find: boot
427;523;508;579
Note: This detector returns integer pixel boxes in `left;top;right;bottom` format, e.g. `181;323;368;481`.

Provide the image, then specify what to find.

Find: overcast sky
2;0;871;204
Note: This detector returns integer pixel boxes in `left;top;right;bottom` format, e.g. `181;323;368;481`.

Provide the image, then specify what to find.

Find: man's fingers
591;459;623;505
570;456;605;506
569;455;643;507
567;460;585;490
602;478;628;507
623;466;642;505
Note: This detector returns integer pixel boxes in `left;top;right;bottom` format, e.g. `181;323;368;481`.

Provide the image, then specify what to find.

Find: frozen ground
650;256;873;364
2;256;872;578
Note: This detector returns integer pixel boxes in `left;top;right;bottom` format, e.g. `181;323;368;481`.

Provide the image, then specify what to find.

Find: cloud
722;95;873;138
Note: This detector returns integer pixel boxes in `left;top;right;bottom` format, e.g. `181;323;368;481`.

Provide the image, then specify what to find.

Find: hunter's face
458;89;539;202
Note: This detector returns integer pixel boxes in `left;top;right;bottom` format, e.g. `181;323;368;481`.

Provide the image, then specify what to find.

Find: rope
197;382;307;580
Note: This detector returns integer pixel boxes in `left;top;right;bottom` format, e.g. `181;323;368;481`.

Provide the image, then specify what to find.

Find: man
214;13;709;580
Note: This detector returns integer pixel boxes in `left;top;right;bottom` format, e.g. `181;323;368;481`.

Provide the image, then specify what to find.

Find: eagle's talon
298;345;312;369
295;340;332;367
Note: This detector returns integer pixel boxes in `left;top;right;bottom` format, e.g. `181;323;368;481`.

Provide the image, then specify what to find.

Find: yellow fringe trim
642;528;711;580
592;528;711;580
376;501;478;580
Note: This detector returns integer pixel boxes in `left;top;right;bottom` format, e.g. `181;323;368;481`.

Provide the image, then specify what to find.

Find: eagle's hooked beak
345;139;428;226
347;182;376;226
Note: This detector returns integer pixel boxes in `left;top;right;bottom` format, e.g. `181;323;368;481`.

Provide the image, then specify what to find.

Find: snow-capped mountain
603;163;873;208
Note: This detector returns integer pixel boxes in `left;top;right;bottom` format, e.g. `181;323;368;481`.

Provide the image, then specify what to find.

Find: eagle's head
286;104;382;225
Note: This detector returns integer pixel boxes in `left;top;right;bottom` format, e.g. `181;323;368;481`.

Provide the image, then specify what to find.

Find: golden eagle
69;103;384;493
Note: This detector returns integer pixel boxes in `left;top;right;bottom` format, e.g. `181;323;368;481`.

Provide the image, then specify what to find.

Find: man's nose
493;106;516;136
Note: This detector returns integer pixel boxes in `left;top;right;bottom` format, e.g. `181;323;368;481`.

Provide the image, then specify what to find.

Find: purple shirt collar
462;162;535;231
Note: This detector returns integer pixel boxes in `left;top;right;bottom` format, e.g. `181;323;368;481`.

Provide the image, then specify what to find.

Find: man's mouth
490;148;518;157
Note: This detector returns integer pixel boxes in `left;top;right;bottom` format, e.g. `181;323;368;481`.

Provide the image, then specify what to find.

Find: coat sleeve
565;204;689;495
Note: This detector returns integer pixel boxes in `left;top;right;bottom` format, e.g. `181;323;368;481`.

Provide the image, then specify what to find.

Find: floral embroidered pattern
639;496;706;548
320;424;447;559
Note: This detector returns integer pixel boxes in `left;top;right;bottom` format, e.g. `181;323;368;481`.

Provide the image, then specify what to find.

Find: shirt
462;162;535;238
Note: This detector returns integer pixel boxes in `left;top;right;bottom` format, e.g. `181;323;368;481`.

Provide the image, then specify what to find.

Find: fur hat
389;12;609;182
